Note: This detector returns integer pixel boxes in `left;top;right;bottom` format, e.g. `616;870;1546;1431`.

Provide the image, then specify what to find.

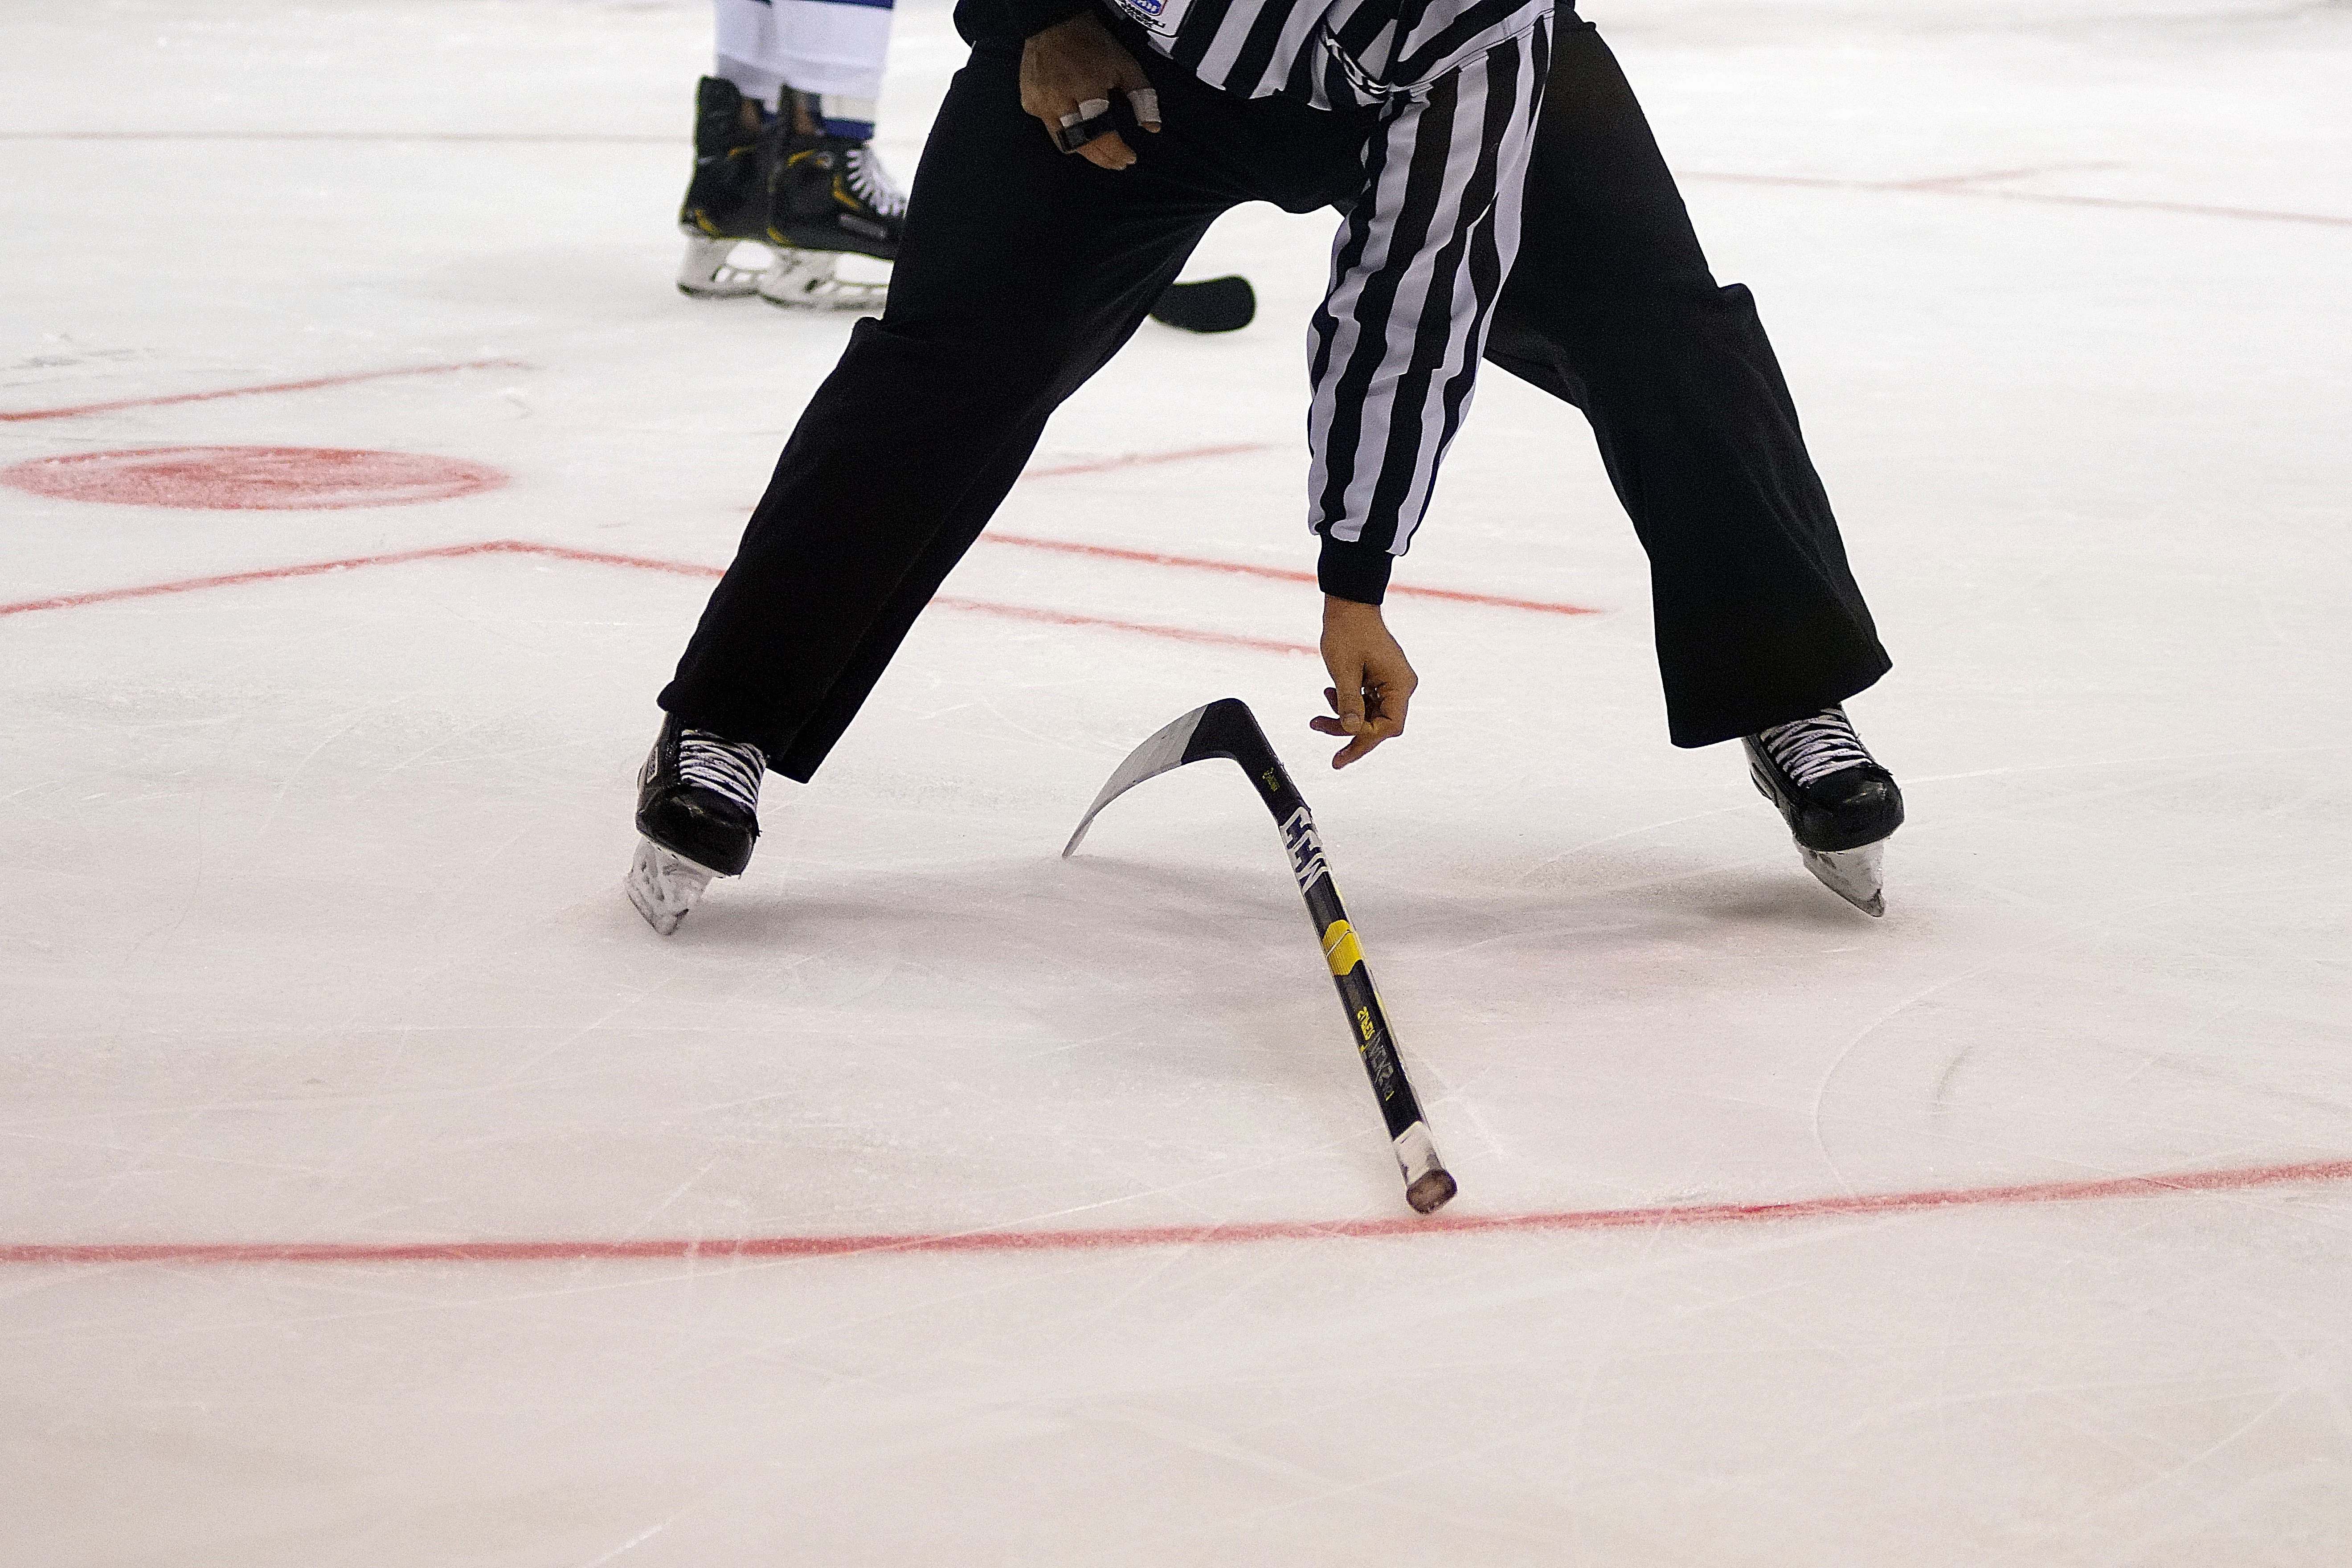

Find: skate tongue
1800;841;1886;918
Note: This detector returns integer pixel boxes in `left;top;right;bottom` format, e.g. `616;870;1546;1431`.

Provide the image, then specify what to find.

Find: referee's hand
1021;13;1162;171
1313;597;1418;769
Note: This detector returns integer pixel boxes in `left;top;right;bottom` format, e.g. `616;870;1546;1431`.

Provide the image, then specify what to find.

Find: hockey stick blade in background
1149;275;1256;334
1065;698;1457;1214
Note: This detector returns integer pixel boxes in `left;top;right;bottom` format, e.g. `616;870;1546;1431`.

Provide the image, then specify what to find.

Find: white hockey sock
712;0;895;130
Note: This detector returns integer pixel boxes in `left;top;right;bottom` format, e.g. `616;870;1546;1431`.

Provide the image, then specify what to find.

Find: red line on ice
1971;189;2352;228
932;594;1312;655
1007;446;1595;613
0;374;1590;616
0;540;533;617
0;528;1578;647
0;360;528;424
1022;442;1277;479
986;532;1599;618
0;539;1317;656
7;1158;2346;1268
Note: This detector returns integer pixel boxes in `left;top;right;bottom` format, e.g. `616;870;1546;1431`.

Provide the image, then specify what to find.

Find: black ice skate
1743;706;1904;917
675;76;775;298
627;716;764;935
757;89;905;312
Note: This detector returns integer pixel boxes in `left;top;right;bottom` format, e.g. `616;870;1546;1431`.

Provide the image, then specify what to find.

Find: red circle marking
0;446;507;511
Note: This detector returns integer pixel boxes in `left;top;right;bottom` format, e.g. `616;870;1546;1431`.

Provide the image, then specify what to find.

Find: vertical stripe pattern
1304;16;1548;557
1104;0;1552;566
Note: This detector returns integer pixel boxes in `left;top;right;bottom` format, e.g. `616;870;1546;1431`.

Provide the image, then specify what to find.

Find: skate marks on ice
8;804;2350;1264
1681;160;2352;230
8;638;2347;1271
9;128;2341;219
9;411;2342;1260
10;540;2345;1231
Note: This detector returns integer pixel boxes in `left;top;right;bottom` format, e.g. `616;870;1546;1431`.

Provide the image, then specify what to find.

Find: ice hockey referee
628;0;1557;933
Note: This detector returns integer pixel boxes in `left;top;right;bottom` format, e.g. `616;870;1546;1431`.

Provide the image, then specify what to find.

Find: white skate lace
680;730;765;813
1753;707;1874;787
843;144;906;219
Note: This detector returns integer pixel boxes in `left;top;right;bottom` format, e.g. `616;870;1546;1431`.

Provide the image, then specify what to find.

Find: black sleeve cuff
1316;534;1394;605
1006;0;1096;39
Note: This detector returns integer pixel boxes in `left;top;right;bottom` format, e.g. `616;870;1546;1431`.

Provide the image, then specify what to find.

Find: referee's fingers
1075;129;1136;170
1051;94;1134;169
1116;61;1161;132
1061;114;1133;168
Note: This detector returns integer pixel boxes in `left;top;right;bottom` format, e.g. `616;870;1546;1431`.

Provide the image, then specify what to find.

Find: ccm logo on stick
1282;808;1329;893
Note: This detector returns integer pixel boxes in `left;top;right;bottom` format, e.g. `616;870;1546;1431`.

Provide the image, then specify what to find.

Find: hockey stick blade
1065;698;1457;1214
1149;275;1256;334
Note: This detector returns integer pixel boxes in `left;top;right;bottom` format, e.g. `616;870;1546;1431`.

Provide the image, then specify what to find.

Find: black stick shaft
1260;789;1428;1139
1207;709;1457;1213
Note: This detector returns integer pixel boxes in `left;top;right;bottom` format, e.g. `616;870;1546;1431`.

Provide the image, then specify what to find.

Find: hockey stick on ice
1064;699;1458;1214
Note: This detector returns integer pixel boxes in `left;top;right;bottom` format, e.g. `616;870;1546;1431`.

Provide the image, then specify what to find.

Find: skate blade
677;233;768;298
1800;840;1886;918
626;837;719;935
757;249;888;312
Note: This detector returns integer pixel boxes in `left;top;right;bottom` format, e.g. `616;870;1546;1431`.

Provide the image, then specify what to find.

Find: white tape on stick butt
1393;1122;1457;1215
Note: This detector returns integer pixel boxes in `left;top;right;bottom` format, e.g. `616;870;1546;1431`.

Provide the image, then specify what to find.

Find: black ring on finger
1055;100;1119;154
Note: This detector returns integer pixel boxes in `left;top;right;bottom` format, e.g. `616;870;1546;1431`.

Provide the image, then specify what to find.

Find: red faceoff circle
1;446;507;511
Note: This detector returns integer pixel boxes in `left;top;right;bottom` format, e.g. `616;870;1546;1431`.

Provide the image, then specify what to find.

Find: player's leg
675;6;778;299
688;0;1249;324
1482;12;1900;911
631;46;1228;929
750;0;893;142
751;0;909;308
712;0;795;108
675;0;907;306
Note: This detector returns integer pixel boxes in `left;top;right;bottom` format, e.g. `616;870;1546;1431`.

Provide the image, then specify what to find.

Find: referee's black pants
662;30;1375;778
662;12;1890;776
1486;16;1890;747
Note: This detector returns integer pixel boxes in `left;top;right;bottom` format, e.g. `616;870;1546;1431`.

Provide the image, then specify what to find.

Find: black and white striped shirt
1102;0;1555;598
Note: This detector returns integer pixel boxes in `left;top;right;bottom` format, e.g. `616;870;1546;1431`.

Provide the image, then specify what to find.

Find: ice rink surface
4;0;2351;1560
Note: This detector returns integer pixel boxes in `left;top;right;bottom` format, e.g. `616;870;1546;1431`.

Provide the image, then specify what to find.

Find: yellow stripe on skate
1321;919;1365;977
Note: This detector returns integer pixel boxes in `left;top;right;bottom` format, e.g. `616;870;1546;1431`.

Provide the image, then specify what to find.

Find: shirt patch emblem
1114;0;1177;29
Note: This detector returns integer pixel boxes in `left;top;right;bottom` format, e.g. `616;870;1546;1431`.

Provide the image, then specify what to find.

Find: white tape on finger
1128;88;1159;123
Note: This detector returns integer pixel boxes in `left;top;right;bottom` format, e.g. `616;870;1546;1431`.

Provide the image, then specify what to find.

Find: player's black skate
627;715;764;935
1742;706;1904;917
757;89;904;311
676;76;774;298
